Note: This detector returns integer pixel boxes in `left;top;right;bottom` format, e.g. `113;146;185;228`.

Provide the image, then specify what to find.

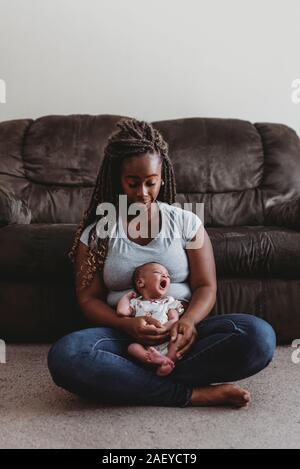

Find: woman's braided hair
68;117;177;292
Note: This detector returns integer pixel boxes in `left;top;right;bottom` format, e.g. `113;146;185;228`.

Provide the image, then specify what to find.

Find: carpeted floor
0;344;299;449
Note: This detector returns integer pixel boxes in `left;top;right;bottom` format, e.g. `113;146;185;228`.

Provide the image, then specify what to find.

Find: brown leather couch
1;114;300;343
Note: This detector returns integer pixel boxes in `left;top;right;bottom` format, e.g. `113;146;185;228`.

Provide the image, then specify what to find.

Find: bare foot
146;347;168;366
145;347;175;376
189;384;251;408
156;359;175;376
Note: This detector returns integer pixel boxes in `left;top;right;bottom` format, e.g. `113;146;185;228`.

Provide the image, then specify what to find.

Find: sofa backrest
0;114;299;226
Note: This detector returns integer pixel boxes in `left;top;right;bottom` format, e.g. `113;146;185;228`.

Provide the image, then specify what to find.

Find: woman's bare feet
189;384;251;408
146;347;175;376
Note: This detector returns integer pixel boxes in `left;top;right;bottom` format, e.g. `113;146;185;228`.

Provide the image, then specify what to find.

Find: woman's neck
119;200;161;242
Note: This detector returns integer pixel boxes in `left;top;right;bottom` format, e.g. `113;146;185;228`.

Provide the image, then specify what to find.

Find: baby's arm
116;291;137;317
163;308;179;331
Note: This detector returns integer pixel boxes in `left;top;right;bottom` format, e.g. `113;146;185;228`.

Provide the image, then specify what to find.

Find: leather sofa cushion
1;116;300;227
0;223;74;280
0;186;32;227
0;223;299;281
265;196;300;229
212;225;300;278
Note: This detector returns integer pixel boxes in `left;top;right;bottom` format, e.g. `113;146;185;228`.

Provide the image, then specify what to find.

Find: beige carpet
0;344;299;449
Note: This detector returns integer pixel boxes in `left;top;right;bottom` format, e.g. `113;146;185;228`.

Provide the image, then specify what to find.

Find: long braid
68;118;177;292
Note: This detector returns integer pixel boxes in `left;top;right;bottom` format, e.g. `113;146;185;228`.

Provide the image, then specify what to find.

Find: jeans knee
239;315;276;373
47;333;77;385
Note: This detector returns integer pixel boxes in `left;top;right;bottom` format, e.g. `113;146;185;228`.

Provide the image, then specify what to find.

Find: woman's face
120;152;163;210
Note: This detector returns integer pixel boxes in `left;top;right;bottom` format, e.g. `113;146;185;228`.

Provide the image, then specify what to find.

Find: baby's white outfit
129;295;185;356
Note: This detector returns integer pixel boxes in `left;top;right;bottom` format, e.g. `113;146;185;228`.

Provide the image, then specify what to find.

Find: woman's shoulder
159;200;198;217
159;201;202;244
159;200;202;224
79;220;97;246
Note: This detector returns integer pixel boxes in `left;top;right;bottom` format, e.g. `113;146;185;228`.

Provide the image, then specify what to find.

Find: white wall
0;0;300;136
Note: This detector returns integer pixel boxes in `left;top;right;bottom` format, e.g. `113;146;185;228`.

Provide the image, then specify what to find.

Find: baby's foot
146;347;167;366
156;357;175;376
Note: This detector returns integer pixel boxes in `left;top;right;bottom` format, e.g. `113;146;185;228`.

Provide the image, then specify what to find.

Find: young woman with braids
47;118;276;408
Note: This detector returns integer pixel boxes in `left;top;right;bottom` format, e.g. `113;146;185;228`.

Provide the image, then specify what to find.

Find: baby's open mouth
159;279;167;289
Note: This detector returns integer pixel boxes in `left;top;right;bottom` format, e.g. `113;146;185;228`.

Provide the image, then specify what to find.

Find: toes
164;357;175;365
157;360;174;372
242;391;251;401
238;394;251;407
156;365;173;376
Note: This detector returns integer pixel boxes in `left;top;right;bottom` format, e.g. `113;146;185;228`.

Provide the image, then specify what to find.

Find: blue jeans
47;313;276;408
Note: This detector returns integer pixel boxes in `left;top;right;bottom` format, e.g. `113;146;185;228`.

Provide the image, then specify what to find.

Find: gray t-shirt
79;200;202;308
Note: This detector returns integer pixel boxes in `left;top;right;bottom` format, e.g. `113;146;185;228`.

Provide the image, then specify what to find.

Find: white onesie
129;295;185;356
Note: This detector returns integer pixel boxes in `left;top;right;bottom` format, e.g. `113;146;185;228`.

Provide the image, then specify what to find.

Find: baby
116;262;186;376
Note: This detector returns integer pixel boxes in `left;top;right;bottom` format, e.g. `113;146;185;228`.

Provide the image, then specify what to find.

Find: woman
47;118;276;408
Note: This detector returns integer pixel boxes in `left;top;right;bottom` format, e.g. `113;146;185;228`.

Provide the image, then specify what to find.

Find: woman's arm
183;226;217;326
169;226;217;360
75;241;130;328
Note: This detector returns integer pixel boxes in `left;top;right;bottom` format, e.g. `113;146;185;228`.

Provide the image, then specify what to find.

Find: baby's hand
126;291;137;299
145;313;164;329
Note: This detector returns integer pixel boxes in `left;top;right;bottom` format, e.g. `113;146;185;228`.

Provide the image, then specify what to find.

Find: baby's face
137;264;170;298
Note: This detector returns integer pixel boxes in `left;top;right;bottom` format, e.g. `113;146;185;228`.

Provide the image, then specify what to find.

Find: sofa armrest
0;186;32;227
265;196;300;230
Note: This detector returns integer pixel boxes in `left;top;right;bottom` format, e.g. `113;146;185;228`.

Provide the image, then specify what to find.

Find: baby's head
132;262;170;300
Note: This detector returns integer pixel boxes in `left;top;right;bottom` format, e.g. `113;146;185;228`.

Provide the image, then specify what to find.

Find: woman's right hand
119;316;170;346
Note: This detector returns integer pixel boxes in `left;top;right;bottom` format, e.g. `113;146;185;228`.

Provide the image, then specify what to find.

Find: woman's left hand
169;317;198;360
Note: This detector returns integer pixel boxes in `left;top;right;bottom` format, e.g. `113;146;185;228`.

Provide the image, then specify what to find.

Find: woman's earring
161;180;165;186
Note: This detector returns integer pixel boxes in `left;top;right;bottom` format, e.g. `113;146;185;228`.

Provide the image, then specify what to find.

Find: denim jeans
47;313;276;408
